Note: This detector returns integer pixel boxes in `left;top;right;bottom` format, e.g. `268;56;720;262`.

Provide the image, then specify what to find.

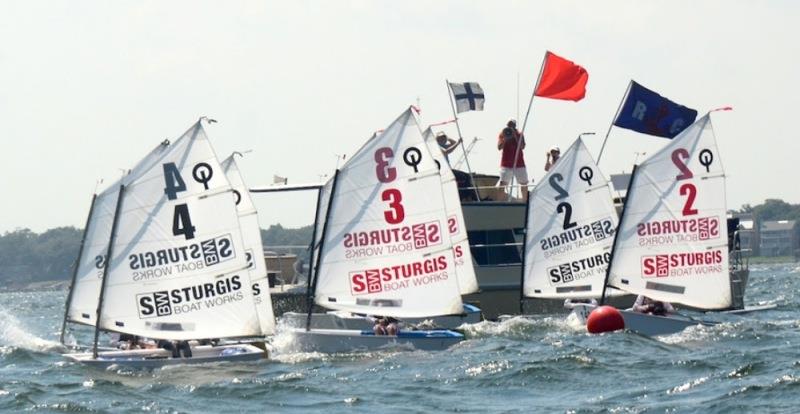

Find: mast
518;191;532;313
60;193;98;345
304;185;325;318
92;184;125;358
306;169;340;331
599;166;637;305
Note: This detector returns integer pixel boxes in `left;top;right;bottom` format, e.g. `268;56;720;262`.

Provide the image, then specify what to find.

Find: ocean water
1;264;799;413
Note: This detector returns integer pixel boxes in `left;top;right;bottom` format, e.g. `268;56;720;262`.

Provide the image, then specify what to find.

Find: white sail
97;120;261;340
606;114;731;309
313;108;463;318
221;154;275;335
422;128;478;295
523;138;620;299
67;143;171;326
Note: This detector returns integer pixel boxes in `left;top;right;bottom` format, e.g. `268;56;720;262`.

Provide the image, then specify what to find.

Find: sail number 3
374;147;406;224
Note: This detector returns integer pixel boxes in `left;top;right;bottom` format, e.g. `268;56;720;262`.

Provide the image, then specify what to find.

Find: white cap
550;146;560;152
507;118;517;125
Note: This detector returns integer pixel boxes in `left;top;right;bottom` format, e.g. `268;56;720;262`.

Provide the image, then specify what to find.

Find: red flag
534;51;589;101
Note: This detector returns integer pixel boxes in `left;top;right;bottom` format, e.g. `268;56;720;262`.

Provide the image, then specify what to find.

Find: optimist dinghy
519;137;624;312
61;119;270;366
281;303;481;330
570;114;736;336
289;108;468;352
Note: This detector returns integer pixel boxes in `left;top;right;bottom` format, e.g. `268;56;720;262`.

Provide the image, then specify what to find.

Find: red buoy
586;306;625;334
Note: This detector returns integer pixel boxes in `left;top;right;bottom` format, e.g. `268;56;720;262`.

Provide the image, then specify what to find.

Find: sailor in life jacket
632;295;675;316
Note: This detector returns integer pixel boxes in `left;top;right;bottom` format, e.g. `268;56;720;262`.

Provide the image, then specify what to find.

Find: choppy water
1;264;799;413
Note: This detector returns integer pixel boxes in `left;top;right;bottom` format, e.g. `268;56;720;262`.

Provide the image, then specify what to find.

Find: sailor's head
507;118;517;128
549;145;561;156
435;131;448;144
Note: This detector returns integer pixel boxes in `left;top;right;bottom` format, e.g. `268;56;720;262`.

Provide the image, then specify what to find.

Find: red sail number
671;148;693;181
672;148;698;216
381;188;405;224
679;183;698;216
374;147;397;183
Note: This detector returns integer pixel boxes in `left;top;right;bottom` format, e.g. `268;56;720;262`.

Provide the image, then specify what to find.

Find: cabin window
467;229;522;266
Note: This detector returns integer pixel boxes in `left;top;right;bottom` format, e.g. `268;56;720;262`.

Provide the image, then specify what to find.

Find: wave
0;306;63;353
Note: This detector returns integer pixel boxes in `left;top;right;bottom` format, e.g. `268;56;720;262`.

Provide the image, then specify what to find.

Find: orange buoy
586;306;625;334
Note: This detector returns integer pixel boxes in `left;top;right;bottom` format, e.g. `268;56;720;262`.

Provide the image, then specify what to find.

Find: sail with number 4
97;120;261;339
605;114;731;309
523;137;620;299
221;154;275;335
65;143;172;327
312;108;463;318
422;128;478;295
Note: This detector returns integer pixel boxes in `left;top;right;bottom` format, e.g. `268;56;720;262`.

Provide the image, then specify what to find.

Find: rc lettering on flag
448;82;485;113
613;81;698;139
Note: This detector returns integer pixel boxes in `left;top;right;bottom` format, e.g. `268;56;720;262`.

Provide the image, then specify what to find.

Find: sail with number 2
312;108;463;318
523;137;620;299
96;120;262;340
422;128;478;295
605;114;732;309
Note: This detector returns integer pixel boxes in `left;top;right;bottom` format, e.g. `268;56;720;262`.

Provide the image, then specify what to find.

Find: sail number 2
671;148;698;216
374;147;405;224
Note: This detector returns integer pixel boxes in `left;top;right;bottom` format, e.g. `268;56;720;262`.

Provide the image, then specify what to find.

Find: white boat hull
567;303;715;336
63;343;266;369
280;304;481;330
288;328;464;353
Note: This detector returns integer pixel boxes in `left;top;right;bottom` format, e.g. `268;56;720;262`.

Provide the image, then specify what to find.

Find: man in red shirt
497;119;529;199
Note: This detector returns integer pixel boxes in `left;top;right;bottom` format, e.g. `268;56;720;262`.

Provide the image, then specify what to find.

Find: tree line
0;224;314;286
3;198;800;285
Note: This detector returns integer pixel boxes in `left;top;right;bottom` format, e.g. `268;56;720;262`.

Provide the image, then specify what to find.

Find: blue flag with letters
613;81;698;139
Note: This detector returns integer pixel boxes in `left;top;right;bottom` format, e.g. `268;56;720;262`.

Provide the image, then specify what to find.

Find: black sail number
549;172;576;229
172;204;196;240
556;202;577;230
548;173;569;200
162;161;215;240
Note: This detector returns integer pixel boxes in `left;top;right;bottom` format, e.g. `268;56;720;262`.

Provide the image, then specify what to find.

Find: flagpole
445;79;481;201
508;51;548;200
596;80;632;165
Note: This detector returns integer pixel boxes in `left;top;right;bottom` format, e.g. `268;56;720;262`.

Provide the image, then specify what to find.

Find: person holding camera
497;118;529;200
545;146;561;172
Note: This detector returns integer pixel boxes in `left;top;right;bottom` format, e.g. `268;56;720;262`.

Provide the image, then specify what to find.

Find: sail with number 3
96;120;262;340
312;108;463;318
605;114;731;309
523;137;620;299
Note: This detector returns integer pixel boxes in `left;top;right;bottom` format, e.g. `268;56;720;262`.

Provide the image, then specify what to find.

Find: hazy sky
2;0;798;234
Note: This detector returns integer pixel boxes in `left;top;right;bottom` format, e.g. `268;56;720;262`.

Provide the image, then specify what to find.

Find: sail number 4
374;147;406;224
162;162;215;240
